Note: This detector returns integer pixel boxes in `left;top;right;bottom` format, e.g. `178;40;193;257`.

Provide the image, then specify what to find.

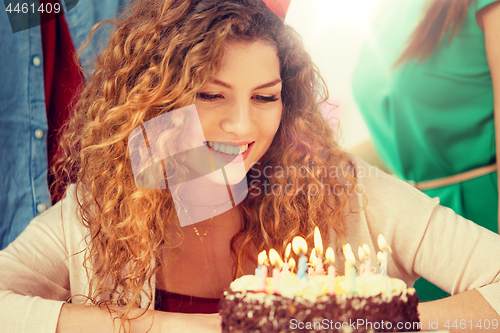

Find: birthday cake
219;235;420;332
219;273;419;332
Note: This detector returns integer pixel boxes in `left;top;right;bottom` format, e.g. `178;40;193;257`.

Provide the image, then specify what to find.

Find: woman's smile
205;141;252;155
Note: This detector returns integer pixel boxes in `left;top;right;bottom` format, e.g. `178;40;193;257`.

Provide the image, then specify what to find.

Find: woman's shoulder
348;154;438;206
476;0;500;13
339;154;442;280
342;154;441;235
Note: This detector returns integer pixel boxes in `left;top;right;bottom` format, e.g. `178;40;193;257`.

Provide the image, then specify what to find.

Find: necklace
193;223;211;243
193;217;217;298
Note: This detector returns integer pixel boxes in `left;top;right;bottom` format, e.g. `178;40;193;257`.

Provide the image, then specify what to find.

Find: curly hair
52;0;356;324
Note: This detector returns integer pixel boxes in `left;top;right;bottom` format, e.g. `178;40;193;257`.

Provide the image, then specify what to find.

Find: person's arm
0;198;73;333
416;4;500;331
57;303;221;333
410;201;500;332
350;156;500;332
0;187;221;333
478;1;500;231
410;202;500;332
418;290;500;332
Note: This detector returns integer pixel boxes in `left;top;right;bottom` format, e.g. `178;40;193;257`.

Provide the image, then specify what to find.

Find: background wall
285;0;380;149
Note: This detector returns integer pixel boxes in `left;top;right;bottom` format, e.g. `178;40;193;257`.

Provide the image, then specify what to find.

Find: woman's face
195;40;283;178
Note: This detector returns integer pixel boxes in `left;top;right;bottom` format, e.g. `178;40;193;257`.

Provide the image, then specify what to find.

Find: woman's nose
220;99;255;136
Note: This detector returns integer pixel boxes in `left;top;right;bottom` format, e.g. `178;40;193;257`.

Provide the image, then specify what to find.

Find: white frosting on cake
230;274;414;303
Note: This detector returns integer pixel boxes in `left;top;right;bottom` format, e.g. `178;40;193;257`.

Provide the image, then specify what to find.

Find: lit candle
377;235;392;276
343;244;356;293
377;251;385;275
292;236;308;278
288;258;296;274
269;249;283;294
308;248;317;276
281;243;292;274
314;227;325;275
257;250;268;292
325;247;336;295
362;244;371;275
358;246;366;276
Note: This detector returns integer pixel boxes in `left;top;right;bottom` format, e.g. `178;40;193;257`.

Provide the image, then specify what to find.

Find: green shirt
352;0;499;233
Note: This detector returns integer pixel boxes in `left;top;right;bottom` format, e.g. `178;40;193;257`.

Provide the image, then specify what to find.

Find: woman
1;0;500;332
351;0;500;301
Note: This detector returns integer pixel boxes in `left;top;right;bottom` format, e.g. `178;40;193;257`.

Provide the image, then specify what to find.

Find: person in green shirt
351;0;500;301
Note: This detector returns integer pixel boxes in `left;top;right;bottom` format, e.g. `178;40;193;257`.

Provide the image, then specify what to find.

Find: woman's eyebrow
253;79;282;91
211;78;282;91
212;79;232;89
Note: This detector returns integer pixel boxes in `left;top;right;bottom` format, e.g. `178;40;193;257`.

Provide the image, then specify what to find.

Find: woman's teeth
206;141;249;155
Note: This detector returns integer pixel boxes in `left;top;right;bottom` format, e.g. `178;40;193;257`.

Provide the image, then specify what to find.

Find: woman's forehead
210;41;281;88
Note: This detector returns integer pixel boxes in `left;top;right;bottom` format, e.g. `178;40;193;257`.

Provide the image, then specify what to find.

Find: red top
40;0;84;199
155;289;221;314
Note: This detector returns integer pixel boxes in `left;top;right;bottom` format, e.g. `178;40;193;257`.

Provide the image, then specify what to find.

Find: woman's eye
197;93;224;101
254;95;280;103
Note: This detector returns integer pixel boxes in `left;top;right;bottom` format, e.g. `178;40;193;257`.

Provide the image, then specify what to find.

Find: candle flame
269;248;283;268
377;234;392;253
285;243;292;260
289;258;296;271
343;244;355;264
314;226;323;257
309;248;317;266
362;244;370;257
258;250;268;265
378;234;386;249
325;247;335;264
358;246;365;260
377;251;383;263
292;236;307;255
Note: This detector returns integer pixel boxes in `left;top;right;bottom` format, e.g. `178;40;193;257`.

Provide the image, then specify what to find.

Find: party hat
261;0;291;20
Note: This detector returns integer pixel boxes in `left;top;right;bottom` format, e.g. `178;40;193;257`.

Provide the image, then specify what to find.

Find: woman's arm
416;5;500;331
478;1;500;228
417;6;500;331
57;303;221;333
350;156;500;331
416;6;500;331
419;289;500;332
0;188;222;333
410;201;500;330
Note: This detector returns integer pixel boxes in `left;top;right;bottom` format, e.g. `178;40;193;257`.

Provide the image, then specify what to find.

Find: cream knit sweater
1;157;500;333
